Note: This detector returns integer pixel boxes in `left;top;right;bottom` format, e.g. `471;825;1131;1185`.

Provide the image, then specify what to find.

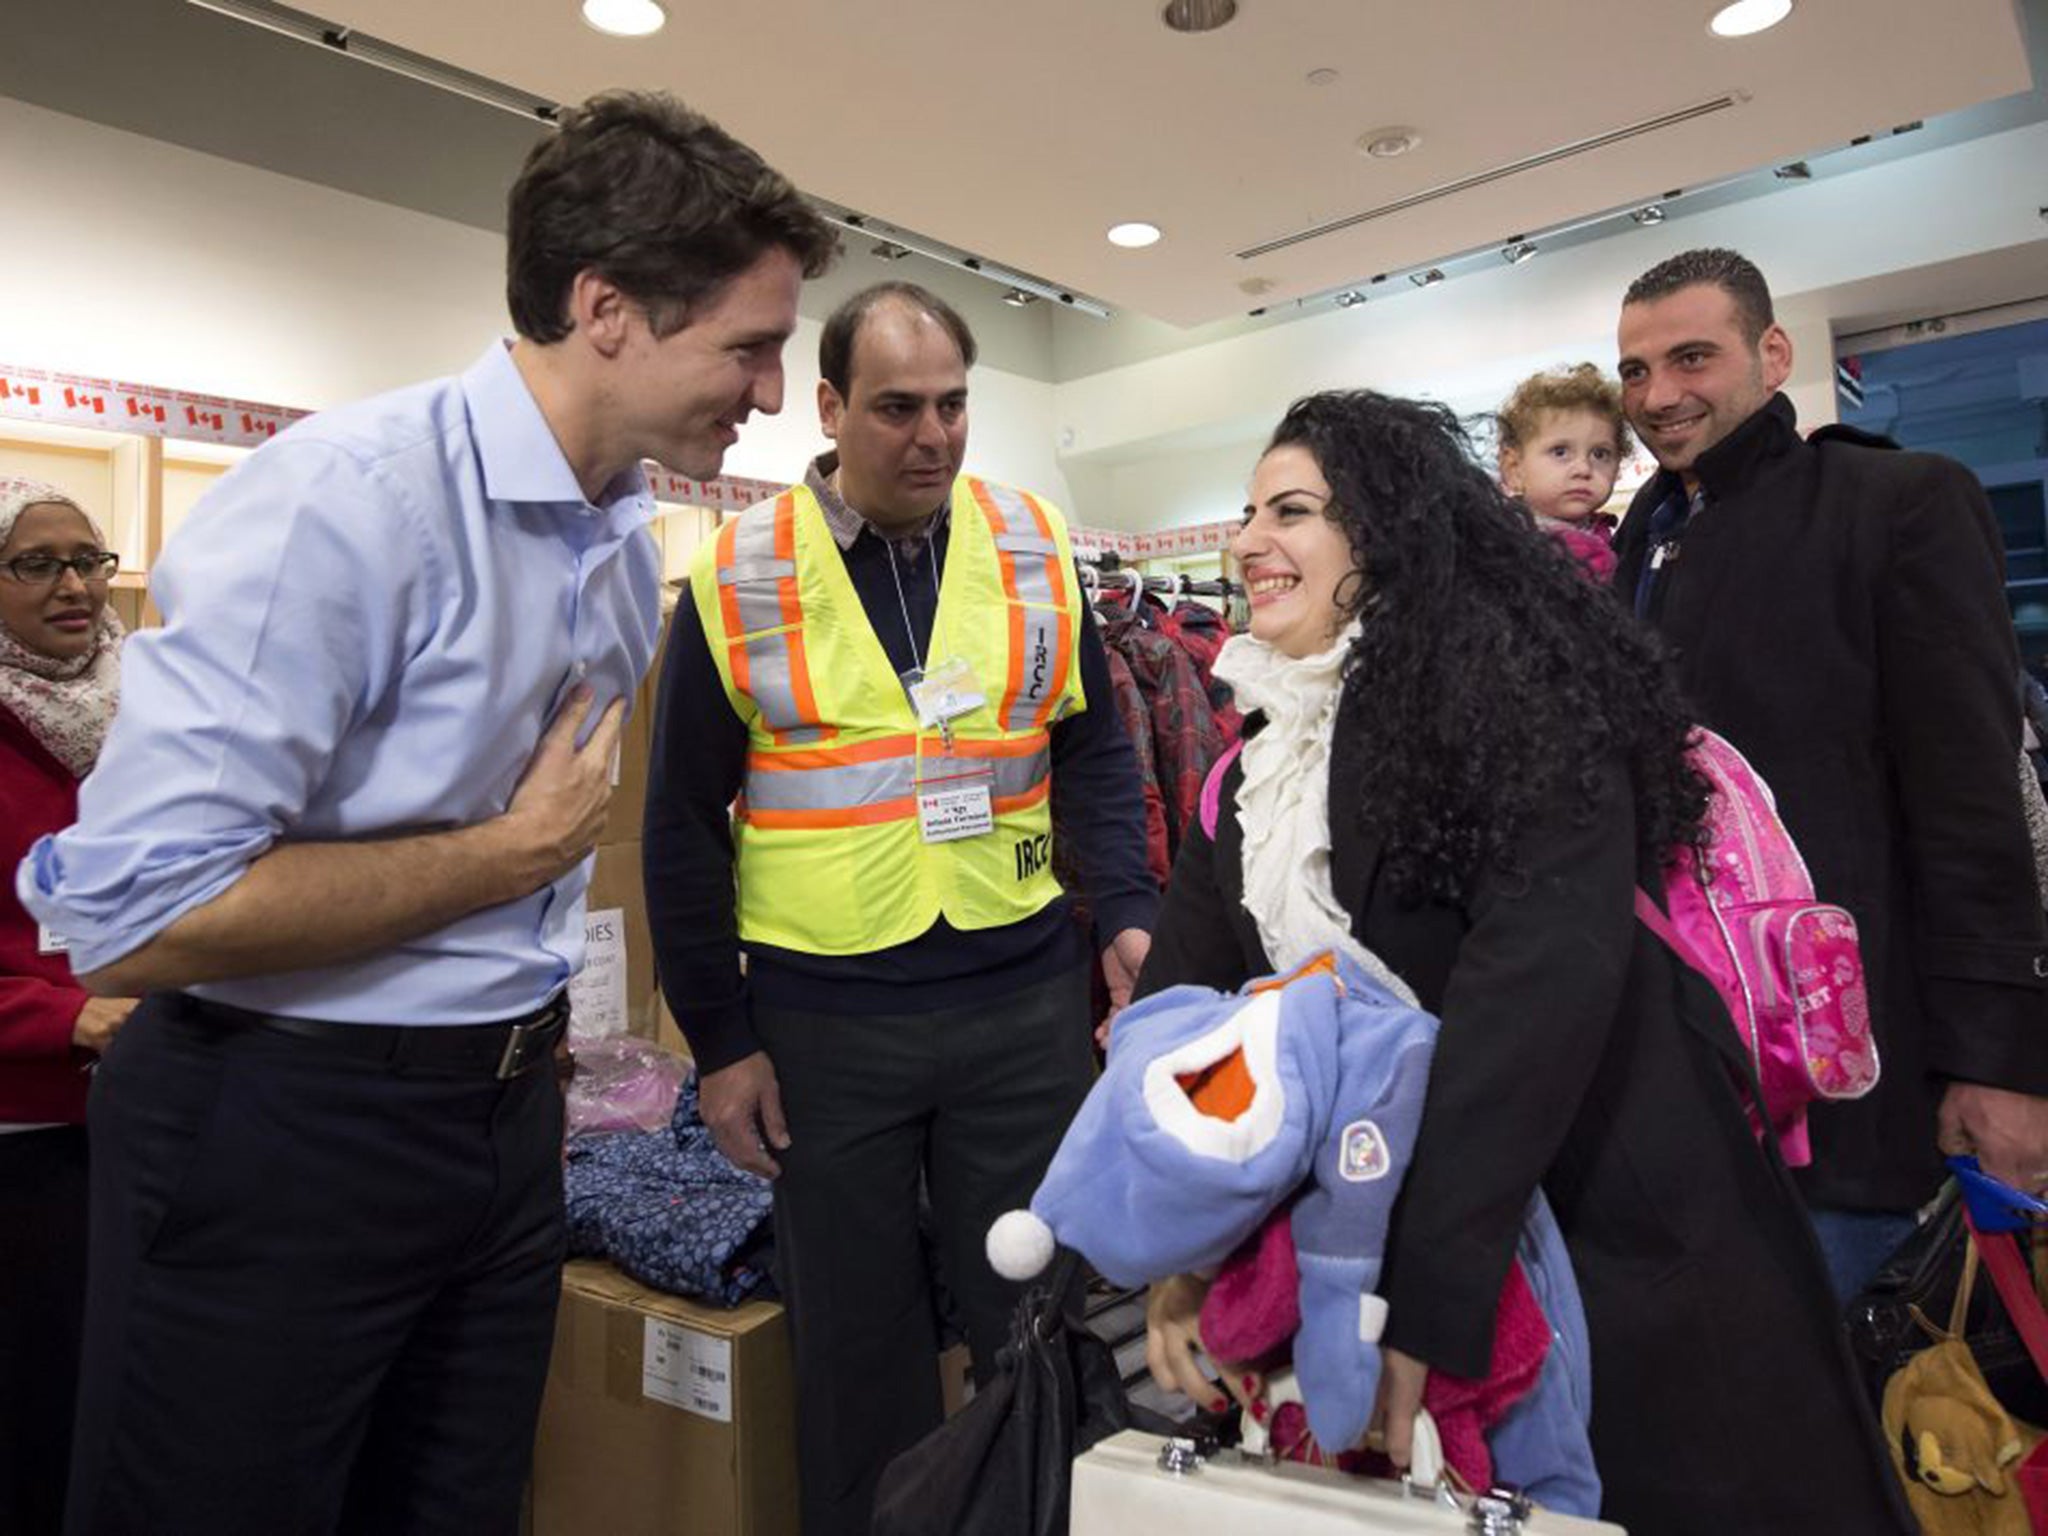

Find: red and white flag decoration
0;363;303;447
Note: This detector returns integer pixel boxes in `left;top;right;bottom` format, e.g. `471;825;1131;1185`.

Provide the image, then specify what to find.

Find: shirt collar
461;341;650;515
806;452;949;553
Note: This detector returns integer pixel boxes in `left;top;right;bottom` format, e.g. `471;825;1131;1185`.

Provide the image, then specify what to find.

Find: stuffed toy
989;953;1432;1451
987;951;1602;1515
1882;1335;2038;1536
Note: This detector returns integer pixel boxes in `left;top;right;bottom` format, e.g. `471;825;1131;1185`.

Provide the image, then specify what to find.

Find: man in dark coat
1613;246;2048;1296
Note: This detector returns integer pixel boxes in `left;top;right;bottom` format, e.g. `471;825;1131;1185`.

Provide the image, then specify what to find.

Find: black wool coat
1615;394;2048;1211
1135;727;1910;1534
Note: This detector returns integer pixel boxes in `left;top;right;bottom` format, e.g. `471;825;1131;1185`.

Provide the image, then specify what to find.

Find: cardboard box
583;840;657;1039
532;1260;797;1536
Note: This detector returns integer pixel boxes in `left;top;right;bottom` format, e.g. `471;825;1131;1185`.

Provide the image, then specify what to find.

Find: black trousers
753;965;1094;1536
0;1124;89;1536
65;994;566;1536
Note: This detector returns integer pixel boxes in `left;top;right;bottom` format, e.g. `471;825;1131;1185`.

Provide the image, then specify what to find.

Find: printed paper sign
569;906;627;1040
643;1317;733;1421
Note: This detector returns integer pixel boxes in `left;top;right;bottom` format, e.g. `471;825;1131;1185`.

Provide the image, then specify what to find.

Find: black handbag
1844;1180;2048;1427
871;1249;1133;1536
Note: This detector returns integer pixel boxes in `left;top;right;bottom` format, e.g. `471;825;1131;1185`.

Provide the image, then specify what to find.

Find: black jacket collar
1639;391;1800;509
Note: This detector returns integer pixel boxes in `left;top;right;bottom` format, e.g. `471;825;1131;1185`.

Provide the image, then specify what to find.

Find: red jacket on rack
1;705;93;1124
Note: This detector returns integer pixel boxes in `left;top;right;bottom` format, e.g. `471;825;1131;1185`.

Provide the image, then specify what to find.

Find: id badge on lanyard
916;764;996;843
906;655;986;739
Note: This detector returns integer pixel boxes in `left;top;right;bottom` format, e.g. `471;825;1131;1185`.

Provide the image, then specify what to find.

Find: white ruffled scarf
1212;622;1417;1007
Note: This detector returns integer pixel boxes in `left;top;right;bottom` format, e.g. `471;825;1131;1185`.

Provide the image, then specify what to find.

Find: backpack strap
1198;739;1245;840
1632;885;1698;968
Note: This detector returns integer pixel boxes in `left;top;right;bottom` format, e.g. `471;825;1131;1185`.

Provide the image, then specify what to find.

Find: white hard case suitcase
1071;1431;1625;1535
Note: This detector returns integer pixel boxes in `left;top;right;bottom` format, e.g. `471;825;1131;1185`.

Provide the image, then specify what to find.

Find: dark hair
506;91;839;343
1496;363;1630;458
1623;248;1776;344
1264;391;1707;906
818;282;978;398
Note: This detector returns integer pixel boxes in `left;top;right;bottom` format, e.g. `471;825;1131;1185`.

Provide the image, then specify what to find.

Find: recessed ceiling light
1306;68;1340;87
1408;268;1445;288
870;240;912;261
1359;127;1423;159
1773;160;1812;180
1107;222;1162;249
1502;241;1538;265
580;0;666;37
1000;288;1037;308
1161;0;1237;33
1709;0;1793;38
1629;204;1667;225
1333;290;1367;308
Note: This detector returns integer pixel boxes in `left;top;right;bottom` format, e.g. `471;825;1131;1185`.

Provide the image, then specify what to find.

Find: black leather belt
176;991;570;1081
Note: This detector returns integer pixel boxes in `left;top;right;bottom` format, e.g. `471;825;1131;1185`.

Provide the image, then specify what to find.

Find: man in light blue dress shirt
18;92;837;1536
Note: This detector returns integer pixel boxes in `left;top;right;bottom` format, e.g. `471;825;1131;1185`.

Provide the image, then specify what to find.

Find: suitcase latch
1467;1485;1533;1534
1154;1437;1206;1476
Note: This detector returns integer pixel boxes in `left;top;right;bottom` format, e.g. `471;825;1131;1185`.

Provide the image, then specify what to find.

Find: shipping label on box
570;906;629;1040
643;1318;734;1422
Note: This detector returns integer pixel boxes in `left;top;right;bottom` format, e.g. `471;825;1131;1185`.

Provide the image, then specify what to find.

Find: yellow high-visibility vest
690;475;1087;955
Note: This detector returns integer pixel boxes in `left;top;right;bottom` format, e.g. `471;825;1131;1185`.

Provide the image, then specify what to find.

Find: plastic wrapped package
566;1035;688;1136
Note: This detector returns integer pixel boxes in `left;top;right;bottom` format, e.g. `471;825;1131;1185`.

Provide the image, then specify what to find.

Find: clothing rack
1076;550;1240;603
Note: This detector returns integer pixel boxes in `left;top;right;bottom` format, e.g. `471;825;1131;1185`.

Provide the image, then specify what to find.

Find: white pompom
986;1209;1056;1281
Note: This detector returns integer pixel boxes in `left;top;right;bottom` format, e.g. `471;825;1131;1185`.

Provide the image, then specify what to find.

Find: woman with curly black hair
1139;392;1909;1533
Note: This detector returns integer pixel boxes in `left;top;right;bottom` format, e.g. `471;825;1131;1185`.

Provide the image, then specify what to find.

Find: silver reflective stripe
745;743;1050;816
720;557;796;585
929;747;1049;803
746;756;911;813
726;507;789;638
744;633;826;743
993;533;1058;558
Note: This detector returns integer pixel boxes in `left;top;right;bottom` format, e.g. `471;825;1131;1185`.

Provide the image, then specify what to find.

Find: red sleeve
0;713;90;1062
0;974;88;1061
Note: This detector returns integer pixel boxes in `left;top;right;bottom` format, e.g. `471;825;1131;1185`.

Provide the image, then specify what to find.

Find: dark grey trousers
754;964;1094;1536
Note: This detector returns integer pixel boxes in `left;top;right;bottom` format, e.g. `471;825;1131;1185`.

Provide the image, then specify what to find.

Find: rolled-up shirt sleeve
16;441;426;973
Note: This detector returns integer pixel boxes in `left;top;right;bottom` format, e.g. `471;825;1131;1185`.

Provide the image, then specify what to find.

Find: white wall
0;97;1075;507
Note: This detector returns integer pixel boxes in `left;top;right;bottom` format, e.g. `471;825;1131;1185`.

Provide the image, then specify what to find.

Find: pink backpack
1634;729;1881;1166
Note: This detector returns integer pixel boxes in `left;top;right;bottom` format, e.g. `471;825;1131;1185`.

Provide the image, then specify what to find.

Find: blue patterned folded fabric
564;1071;776;1306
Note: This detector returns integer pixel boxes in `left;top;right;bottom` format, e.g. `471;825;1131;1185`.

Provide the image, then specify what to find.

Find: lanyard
883;533;945;682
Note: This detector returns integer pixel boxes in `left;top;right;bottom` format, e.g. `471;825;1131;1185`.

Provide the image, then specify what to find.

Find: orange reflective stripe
993;781;1051;816
944;732;1049;759
1002;599;1030;728
774;496;802;627
715;518;751;697
744;796;919;831
749;735;918;773
1036;601;1072;729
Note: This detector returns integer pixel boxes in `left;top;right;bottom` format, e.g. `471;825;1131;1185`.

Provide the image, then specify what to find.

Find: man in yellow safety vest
645;281;1157;1536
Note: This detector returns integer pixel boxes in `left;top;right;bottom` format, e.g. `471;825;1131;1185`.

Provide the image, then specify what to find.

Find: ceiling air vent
1236;93;1745;261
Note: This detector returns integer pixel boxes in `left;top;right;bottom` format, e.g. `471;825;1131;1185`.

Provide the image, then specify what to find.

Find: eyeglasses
1;551;121;586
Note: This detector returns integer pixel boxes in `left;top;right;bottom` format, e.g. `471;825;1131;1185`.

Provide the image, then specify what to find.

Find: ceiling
2;0;2038;342
313;0;2034;326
